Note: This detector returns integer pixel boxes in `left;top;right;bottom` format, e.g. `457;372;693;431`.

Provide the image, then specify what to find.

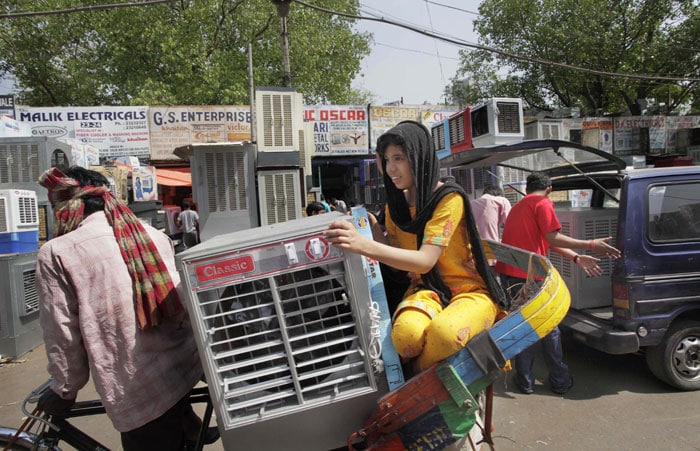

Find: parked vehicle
441;139;700;391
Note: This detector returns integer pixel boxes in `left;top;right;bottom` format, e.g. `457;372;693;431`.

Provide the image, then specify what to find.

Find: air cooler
0;251;42;358
549;207;618;310
175;212;389;450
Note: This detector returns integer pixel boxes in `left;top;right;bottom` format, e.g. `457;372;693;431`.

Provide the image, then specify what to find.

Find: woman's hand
325;218;442;274
324;219;369;254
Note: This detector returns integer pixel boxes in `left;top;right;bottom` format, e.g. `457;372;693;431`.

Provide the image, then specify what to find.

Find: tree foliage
445;0;700;115
0;0;371;106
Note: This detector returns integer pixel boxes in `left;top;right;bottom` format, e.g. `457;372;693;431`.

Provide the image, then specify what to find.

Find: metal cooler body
176;212;389;450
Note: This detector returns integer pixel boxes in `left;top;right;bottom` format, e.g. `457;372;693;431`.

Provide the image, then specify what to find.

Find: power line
425;0;480;16
0;0;171;19
375;41;460;60
424;0;446;88
295;0;700;83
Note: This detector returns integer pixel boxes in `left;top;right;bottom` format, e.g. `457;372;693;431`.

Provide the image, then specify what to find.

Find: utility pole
271;0;292;88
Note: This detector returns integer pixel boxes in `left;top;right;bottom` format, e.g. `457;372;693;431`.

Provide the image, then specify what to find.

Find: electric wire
424;0;446;88
0;0;171;19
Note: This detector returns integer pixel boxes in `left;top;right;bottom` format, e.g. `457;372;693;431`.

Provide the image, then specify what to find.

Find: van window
648;182;700;242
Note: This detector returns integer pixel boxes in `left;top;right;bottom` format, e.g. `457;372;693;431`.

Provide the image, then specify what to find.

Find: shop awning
156;167;192;187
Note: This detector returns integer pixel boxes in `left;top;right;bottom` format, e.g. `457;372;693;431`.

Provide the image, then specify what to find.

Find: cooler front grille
21;268;39;316
0;143;41;184
0;198;6;232
197;264;372;427
448;114;465;145
18;196;38;225
432;122;446;151
204;149;247;213
261;93;294;148
496;101;522;133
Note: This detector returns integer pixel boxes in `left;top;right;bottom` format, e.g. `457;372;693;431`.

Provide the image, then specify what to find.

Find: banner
304;105;369;155
369;106;420;149
613;116;666;153
149;105;251;160
16;106;150;158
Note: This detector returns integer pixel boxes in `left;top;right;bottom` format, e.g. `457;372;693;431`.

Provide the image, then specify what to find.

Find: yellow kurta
385;192;498;370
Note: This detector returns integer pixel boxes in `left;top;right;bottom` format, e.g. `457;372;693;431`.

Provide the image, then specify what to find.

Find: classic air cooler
175;212;390;450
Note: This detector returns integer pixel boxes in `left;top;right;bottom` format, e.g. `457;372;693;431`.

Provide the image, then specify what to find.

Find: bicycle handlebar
21;379;60;432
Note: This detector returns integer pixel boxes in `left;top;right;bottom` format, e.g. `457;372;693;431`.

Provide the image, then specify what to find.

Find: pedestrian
324;120;508;372
35;166;205;451
496;171;621;395
471;184;511;265
330;197;348;214
306;201;327;216
319;194;332;213
176;199;199;248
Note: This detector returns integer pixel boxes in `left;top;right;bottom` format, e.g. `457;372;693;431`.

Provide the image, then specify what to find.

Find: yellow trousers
391;289;498;371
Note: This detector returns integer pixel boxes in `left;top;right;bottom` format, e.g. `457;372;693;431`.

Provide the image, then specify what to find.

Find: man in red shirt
496;172;621;394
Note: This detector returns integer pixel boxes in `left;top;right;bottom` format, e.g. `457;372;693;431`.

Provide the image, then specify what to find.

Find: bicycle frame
2;381;215;451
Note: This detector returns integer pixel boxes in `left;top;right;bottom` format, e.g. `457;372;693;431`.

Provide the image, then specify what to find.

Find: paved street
491;332;700;450
2;332;699;450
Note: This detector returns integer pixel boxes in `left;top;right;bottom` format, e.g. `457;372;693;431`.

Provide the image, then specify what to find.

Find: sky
352;0;483;106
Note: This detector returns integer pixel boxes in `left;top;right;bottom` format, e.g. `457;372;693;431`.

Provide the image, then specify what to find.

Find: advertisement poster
582;118;613;153
664;116;700;152
303;105;369;155
74;118;150;158
1;95;15;119
149;106;251;160
613;116;666;153
369;106;420;149
131;165;158;201
15;106;150;159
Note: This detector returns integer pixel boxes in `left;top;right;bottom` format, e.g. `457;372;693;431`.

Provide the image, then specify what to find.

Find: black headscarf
376;120;509;310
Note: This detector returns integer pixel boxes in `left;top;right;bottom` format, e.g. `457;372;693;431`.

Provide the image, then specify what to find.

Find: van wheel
646;320;700;391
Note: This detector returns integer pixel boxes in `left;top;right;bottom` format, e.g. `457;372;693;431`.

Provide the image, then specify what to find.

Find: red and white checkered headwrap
38;167;182;329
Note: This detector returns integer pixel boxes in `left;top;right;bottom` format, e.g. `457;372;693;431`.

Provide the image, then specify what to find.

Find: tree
0;0;371;106
445;0;700;115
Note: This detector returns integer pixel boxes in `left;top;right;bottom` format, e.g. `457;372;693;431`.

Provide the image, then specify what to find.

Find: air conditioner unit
255;88;304;152
0;136;73;206
431;119;449;159
175;213;389;450
186;142;259;241
0;251;43;359
257;169;302;226
0;189;39;233
500;153;536;187
470;97;524;147
448;108;473;153
0;189;39;254
524;119;563;140
163;205;183;237
549;208;618;309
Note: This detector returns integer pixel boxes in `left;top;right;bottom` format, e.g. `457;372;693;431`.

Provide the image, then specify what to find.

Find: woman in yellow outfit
325;120;508;372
